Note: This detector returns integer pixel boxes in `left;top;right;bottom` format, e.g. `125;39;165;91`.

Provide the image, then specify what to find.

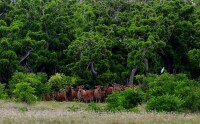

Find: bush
8;72;47;99
122;88;144;109
47;73;69;92
139;73;192;93
13;82;37;104
184;86;200;112
140;73;200;112
146;94;184;112
0;83;8;99
106;92;122;110
106;92;123;111
106;88;144;111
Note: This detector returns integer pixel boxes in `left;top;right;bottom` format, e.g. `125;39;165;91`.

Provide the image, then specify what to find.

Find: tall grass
0;100;199;124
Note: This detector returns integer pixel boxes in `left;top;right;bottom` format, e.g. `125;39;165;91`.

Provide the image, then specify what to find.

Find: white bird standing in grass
161;67;165;74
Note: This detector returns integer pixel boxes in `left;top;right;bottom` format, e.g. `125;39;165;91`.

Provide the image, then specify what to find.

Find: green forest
0;0;200;112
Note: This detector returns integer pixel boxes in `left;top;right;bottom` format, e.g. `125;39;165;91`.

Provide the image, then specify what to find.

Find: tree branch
19;50;32;64
0;12;4;17
142;44;155;56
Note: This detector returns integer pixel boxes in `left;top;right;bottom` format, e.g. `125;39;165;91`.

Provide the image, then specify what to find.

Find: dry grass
0;100;200;124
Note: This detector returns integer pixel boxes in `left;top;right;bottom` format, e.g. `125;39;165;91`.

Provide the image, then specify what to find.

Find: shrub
42;82;51;94
146;86;165;99
13;82;37;104
121;88;144;109
139;73;192;93
106;92;125;111
106;88;144;111
146;94;184;112
8;72;47;99
0;83;8;99
184;86;200;112
47;73;69;92
140;73;200;112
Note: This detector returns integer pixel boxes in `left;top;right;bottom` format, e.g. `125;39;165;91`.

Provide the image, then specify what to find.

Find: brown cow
77;85;84;101
124;84;137;90
81;90;93;103
64;86;77;101
104;86;114;95
113;84;124;92
71;89;77;100
77;90;82;101
86;90;94;102
65;86;71;101
77;86;94;103
120;85;126;91
94;85;102;103
43;93;52;101
100;89;106;102
53;92;67;102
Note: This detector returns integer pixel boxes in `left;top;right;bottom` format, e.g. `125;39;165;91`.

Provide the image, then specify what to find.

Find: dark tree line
0;0;199;86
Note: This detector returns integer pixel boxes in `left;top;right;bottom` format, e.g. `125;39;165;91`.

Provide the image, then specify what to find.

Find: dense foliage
0;0;199;85
0;0;199;112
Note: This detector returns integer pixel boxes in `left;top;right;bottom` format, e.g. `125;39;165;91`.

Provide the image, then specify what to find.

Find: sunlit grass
0;100;200;124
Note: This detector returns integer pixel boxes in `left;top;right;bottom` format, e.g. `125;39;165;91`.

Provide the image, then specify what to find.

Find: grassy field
0;100;200;124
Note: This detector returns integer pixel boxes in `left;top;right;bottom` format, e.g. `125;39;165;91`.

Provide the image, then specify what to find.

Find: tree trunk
128;44;154;85
126;78;129;85
144;58;149;75
87;62;97;76
173;69;176;75
129;66;138;85
90;62;97;75
45;41;49;49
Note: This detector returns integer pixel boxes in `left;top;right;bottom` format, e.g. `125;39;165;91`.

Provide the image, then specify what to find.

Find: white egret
161;67;165;74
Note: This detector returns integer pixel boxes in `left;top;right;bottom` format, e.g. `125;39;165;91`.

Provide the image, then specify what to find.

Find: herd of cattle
43;84;136;103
